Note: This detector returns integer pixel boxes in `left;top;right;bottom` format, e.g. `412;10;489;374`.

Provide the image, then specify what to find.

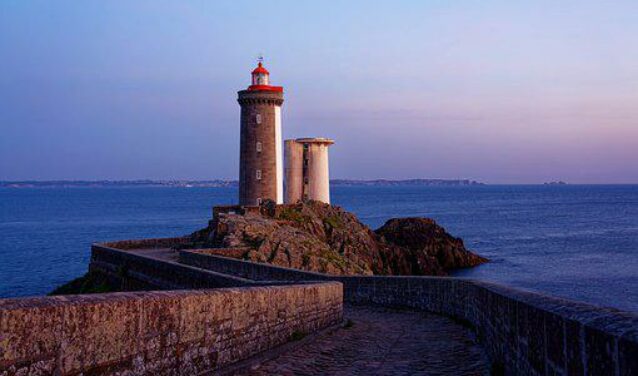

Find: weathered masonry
284;138;334;204
237;60;334;207
2;238;637;375
238;61;284;206
0;250;342;375
177;248;638;376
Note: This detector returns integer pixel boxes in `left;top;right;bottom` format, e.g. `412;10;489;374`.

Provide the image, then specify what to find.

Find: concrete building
285;138;334;204
237;61;284;206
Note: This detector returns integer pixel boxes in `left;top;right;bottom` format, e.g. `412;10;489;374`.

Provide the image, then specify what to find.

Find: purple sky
1;1;637;183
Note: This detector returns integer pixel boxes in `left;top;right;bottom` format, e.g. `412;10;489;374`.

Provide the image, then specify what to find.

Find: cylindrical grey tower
237;62;284;206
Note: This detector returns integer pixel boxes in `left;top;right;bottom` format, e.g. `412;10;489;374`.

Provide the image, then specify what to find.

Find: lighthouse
237;60;284;206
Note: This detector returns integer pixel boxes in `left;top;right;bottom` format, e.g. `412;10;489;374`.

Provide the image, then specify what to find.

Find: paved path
237;305;490;376
128;248;490;374
129;248;178;261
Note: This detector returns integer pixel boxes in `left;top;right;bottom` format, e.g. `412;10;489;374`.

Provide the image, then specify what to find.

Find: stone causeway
1;236;637;375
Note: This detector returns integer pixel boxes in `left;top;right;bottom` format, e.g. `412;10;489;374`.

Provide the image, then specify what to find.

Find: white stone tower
284;138;334;204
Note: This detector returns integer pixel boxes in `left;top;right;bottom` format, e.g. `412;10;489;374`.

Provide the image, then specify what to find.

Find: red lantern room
252;62;269;85
248;60;283;92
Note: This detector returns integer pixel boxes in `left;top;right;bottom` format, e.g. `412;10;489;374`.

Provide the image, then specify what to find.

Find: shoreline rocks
188;200;488;276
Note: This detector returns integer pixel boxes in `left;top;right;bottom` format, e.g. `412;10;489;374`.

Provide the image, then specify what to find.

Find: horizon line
1;179;637;186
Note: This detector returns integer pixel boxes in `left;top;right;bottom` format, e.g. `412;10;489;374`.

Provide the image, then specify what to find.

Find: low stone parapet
91;240;258;290
179;249;638;375
0;283;343;375
100;236;192;250
179;249;330;282
342;276;638;375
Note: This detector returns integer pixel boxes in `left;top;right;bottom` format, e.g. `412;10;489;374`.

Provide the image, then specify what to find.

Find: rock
188;200;488;276
375;218;488;270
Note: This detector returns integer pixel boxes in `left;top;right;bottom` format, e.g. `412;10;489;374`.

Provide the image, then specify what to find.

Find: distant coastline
331;179;484;186
0;179;483;188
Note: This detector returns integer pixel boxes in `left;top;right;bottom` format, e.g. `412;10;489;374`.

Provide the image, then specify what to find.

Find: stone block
60;294;142;374
0;298;63;369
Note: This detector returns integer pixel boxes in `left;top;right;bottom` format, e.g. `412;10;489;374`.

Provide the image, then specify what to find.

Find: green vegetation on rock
277;207;309;223
323;215;344;229
186;200;488;276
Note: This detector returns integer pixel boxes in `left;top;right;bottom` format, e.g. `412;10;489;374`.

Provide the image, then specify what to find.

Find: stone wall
342;277;638;376
91;242;259;290
179;250;638;375
100;236;192;250
237;89;284;206
179;249;330;282
0;283;343;375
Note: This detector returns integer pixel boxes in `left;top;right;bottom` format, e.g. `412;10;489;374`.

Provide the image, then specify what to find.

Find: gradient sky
1;1;637;183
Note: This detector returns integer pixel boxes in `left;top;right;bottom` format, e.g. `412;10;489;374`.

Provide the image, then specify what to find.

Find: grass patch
323;215;344;229
277;207;309;224
319;249;348;270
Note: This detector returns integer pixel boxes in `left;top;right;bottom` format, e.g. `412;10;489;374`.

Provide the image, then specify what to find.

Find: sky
1;1;637;183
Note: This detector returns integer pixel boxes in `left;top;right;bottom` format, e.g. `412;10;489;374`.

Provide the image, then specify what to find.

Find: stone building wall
284;139;304;203
237;90;284;206
283;138;333;204
0;283;343;375
305;142;331;204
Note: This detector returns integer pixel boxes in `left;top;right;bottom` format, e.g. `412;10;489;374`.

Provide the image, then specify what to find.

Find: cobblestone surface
237;305;490;376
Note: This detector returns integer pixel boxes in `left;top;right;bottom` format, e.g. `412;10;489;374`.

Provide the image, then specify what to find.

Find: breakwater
179;247;638;375
0;282;342;375
2;237;637;375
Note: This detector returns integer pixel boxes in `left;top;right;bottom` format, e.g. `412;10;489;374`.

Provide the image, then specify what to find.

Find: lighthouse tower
237;60;284;206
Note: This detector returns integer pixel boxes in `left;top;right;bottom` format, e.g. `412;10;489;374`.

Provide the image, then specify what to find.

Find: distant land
331;179;484;186
0;179;483;188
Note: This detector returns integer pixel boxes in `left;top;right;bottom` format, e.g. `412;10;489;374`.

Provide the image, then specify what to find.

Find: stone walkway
236;305;490;376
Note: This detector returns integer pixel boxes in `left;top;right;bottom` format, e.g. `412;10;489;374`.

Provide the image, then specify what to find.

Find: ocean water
1;185;637;312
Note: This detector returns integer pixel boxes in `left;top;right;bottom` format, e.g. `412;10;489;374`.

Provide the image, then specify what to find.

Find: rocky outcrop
188;201;487;276
375;218;488;270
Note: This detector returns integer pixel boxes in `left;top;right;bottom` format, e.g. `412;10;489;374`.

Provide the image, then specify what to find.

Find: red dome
252;62;269;75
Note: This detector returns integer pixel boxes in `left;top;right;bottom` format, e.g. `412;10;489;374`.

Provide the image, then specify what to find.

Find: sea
1;185;637;312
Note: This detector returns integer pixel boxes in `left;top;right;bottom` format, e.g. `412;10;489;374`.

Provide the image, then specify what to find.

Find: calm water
1;185;637;312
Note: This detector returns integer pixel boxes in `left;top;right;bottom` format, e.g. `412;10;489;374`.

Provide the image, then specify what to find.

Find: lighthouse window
255;114;262;124
256;170;262;180
256;142;262;152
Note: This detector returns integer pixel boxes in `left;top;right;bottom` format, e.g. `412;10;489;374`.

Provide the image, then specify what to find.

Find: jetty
2;237;637;375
